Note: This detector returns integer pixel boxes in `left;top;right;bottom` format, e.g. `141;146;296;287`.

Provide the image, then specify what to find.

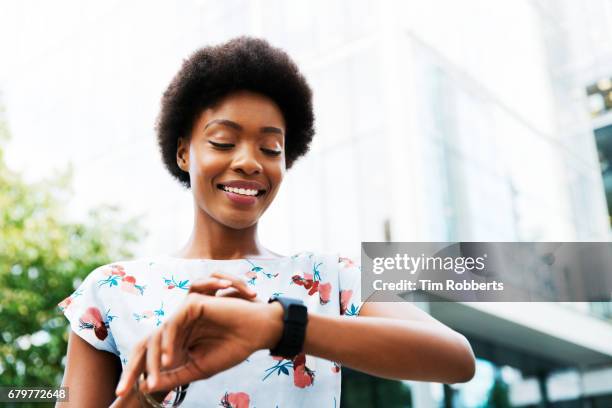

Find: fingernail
162;353;169;366
115;381;124;395
219;279;232;286
147;376;156;389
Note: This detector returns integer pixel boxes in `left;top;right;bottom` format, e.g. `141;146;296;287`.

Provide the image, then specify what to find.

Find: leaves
345;304;361;317
262;359;294;381
0;115;144;390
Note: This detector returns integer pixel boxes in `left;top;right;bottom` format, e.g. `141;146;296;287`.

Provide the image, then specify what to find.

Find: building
1;0;611;406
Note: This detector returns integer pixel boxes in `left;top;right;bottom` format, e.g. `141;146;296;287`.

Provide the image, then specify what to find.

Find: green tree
0;107;145;399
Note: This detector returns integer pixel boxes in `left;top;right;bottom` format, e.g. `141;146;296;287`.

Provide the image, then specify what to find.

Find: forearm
263;303;474;384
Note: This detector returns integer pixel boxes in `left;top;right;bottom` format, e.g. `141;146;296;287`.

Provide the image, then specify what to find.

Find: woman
58;37;475;407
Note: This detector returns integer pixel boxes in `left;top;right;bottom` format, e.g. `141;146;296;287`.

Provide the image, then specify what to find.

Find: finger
210;272;256;298
149;358;211;393
109;381;140;408
115;339;148;397
143;330;163;392
160;294;200;368
188;277;232;295
160;317;184;369
215;287;264;303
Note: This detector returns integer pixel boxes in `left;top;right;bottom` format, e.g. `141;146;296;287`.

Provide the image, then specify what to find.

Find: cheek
267;161;285;182
190;153;225;186
267;167;285;196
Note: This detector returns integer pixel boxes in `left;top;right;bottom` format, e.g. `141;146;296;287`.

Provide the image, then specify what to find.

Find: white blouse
59;251;363;407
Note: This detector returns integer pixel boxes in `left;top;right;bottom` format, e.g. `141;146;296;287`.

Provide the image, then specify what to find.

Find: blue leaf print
262;359;293;381
163;275;191;290
345;304;360;316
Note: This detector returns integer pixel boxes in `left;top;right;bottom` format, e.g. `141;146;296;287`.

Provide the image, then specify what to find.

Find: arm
118;295;475;395
57;331;122;408
299;301;476;383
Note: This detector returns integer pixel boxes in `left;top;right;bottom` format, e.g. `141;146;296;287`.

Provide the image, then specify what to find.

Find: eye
261;148;282;156
209;141;234;149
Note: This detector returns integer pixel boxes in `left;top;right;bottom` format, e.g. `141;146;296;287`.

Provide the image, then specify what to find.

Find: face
177;90;286;230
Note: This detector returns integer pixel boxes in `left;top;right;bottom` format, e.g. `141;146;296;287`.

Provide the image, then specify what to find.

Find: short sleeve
57;265;119;356
337;255;364;317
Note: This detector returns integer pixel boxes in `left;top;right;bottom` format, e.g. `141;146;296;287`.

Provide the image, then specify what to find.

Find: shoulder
297;251;359;267
74;257;161;300
81;258;154;281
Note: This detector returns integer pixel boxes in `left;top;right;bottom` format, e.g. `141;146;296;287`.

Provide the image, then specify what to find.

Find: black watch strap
267;295;308;359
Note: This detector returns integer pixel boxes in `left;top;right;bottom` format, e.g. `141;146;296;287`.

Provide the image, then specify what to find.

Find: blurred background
1;0;611;407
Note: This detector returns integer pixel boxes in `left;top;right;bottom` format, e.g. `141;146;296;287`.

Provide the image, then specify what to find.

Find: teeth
223;186;259;196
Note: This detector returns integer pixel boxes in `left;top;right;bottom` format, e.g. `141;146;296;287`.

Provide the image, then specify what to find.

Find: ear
176;137;190;172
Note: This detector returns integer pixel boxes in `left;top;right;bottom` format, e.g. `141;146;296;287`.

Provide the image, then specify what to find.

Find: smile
216;184;266;197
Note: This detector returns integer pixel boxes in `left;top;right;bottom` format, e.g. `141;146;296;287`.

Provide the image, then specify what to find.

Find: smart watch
267;295;308;359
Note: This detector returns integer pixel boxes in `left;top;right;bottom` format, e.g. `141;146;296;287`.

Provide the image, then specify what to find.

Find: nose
230;143;263;176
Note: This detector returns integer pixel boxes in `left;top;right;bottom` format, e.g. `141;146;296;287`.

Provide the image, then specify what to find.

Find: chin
217;212;260;230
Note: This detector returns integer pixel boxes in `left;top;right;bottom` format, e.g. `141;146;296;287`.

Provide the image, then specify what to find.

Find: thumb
188;278;232;295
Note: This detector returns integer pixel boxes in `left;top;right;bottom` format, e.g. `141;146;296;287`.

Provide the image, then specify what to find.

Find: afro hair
156;36;315;188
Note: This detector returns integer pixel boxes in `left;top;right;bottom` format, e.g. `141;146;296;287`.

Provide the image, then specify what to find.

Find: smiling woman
57;37;475;408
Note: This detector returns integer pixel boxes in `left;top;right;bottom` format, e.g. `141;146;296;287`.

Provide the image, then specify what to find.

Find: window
594;124;612;227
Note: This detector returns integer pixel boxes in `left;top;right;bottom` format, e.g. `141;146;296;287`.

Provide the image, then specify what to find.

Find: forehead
198;90;286;131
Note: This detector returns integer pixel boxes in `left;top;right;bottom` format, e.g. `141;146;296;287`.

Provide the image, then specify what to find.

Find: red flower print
292;353;315;388
332;362;341;373
292;274;305;286
293;365;315;388
319;282;332;304
293;263;329;301
308;280;319;296
339;257;356;268
79;307;108;340
293;272;329;299
163;275;190;290
340;290;353;315
293;353;306;367
121;276;139;295
120;275;146;295
58;296;72;311
220;391;250;408
103;264;126;277
57;289;82;312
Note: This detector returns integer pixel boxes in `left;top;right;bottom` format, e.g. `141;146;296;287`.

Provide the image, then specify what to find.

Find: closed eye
209;141;234;149
261;148;282;156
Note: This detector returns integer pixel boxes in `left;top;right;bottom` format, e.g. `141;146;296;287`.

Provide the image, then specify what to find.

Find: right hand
113;272;259;401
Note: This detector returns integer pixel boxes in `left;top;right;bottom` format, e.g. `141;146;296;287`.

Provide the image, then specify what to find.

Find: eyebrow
204;119;284;135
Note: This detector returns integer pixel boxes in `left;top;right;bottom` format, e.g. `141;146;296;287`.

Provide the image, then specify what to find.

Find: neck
175;202;271;260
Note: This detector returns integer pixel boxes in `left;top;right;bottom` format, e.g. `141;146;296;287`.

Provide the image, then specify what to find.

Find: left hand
115;293;283;396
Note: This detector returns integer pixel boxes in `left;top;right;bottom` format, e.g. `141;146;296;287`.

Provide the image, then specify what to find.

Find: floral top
58;251;363;407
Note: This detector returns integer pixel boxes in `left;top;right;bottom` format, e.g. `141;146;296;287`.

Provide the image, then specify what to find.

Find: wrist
257;301;284;350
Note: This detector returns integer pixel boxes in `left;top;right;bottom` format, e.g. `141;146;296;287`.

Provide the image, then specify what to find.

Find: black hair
156;36;315;188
